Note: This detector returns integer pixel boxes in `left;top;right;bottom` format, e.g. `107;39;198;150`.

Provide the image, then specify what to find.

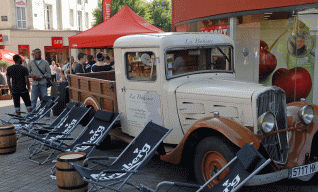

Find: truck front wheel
194;136;237;190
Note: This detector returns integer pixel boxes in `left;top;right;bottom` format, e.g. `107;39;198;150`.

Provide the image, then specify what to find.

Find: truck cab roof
113;32;234;49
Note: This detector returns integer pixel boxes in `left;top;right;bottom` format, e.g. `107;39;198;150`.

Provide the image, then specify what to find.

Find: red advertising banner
0;34;2;42
201;25;228;36
103;0;111;22
52;37;63;48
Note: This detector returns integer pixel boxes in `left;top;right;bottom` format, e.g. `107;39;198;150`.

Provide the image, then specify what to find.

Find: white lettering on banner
70;126;106;152
222;174;241;192
90;143;151;180
48;119;77;141
53;40;63;45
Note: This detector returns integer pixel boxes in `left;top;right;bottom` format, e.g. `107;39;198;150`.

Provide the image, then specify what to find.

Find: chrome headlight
298;105;314;125
258;112;275;134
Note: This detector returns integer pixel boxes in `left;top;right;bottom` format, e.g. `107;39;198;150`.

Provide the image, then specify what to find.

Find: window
70;9;74;26
166;46;233;79
85;12;89;28
16;7;26;29
126;52;157;81
45;5;52;29
77;11;82;31
77;0;82;5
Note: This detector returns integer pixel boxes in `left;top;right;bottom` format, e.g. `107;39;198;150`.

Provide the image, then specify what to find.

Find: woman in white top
50;60;57;82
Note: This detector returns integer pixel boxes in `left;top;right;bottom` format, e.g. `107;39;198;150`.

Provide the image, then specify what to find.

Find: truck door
116;48;163;137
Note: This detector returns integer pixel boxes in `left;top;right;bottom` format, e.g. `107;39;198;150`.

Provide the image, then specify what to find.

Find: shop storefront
172;0;318;104
0;29;79;66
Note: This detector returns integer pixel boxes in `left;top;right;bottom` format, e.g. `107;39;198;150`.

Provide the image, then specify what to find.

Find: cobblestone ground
0;99;317;192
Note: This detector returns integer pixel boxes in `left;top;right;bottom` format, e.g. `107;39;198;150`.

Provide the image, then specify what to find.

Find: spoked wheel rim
201;151;229;188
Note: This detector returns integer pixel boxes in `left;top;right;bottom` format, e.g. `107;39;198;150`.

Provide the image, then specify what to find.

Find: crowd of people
6;50;115;115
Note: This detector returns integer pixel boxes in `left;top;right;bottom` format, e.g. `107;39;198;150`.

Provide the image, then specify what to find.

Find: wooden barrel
56;152;88;192
0;125;17;154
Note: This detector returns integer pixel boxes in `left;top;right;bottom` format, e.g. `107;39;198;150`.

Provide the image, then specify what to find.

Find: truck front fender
284;102;318;168
161;116;261;164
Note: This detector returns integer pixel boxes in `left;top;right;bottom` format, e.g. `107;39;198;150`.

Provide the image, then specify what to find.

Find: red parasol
0;49;25;64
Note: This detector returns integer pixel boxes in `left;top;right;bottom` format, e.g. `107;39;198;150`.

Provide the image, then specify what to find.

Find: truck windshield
166;46;233;79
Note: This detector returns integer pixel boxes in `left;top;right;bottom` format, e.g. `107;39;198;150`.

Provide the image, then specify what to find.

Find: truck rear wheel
194;136;237;190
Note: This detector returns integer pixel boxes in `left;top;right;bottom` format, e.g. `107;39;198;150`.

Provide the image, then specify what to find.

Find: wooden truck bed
68;71;118;112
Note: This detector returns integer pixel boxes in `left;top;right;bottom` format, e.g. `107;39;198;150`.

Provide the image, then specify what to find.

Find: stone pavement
0;99;317;192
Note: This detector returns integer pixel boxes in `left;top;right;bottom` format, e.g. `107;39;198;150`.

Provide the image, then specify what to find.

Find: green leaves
149;0;171;32
0;60;10;67
92;0;171;32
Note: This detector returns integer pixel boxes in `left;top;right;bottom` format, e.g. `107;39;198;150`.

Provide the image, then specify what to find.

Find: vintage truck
68;32;318;189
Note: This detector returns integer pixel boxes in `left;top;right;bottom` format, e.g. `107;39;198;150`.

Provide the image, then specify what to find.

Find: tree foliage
92;0;172;32
148;0;171;32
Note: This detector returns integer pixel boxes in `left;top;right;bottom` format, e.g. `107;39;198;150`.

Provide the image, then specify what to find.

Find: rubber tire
194;136;237;191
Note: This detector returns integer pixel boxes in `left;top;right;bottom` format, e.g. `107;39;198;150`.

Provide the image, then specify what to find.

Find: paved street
0;99;318;192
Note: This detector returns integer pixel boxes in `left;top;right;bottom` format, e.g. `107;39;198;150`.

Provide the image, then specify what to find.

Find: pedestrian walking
6;55;32;115
27;48;51;117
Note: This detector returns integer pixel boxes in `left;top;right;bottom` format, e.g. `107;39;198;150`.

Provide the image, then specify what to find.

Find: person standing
27;48;51;115
91;52;112;72
61;56;74;81
50;60;58;82
6;55;32;115
74;52;87;74
85;55;95;73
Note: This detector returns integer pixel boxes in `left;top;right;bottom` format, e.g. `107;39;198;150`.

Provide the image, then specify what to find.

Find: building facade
0;0;98;64
172;0;318;104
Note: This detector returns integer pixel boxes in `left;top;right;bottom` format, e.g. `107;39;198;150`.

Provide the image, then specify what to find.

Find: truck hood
176;79;269;99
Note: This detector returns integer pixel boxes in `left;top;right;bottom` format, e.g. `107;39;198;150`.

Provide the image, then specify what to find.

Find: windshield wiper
216;46;230;63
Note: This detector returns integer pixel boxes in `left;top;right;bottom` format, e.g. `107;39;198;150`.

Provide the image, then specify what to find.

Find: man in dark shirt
6;55;32;115
75;52;87;74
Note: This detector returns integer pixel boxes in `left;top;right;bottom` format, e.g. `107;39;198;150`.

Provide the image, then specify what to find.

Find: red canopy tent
68;5;165;49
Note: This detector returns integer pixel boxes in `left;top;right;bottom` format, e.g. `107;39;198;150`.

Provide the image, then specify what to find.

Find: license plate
288;162;318;179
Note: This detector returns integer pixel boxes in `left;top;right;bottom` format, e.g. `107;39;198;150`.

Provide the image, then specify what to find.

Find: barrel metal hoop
0;133;16;137
0;145;16;149
56;163;88;171
57;182;88;190
0;127;14;131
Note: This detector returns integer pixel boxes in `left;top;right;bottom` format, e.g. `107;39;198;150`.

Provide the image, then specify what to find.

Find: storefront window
175;8;317;104
255;10;316;104
18;45;29;62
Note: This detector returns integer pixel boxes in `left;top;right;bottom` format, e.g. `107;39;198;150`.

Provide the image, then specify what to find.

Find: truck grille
257;88;288;164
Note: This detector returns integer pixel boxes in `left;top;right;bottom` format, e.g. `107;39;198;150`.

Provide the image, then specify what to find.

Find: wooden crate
68;71;118;112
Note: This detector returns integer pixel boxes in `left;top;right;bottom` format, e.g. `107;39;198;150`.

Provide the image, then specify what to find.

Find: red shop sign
0;34;2;42
52;37;63;48
103;0;111;21
201;25;228;36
